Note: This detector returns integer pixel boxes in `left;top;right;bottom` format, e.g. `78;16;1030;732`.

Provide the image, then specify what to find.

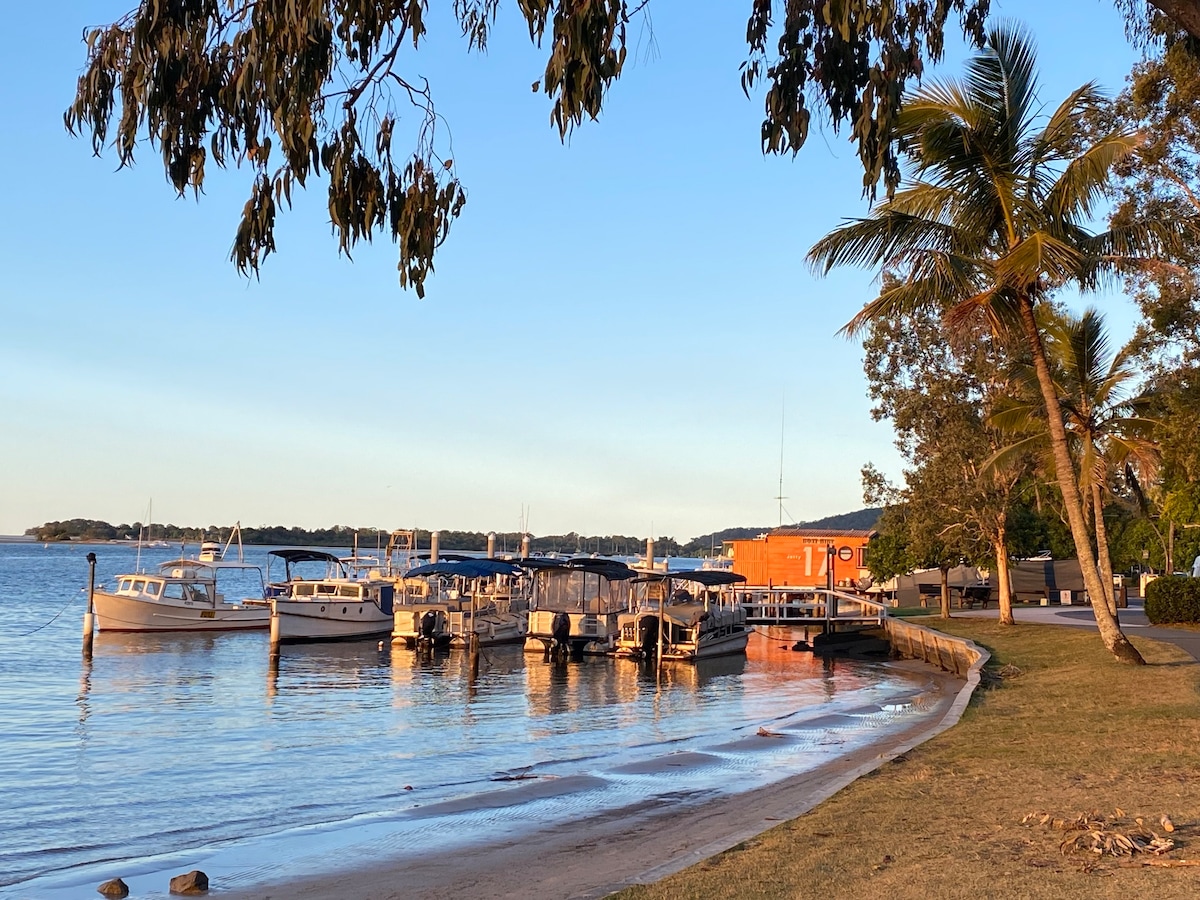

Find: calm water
0;543;941;898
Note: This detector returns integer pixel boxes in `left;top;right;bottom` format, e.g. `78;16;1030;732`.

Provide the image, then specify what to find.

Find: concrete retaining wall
885;616;988;677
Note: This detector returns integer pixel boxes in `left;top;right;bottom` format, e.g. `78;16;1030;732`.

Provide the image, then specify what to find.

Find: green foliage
863;508;917;582
742;0;990;198
63;0;631;296
859;289;1032;579
61;2;1200;289
32;519;128;542
1144;573;1200;622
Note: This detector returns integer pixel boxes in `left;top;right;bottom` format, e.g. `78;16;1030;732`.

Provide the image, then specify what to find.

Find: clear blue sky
0;1;1144;541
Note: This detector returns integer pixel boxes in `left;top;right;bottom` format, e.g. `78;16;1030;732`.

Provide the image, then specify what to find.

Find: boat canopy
633;570;747;586
405;559;520;579
268;549;344;565
564;559;639;580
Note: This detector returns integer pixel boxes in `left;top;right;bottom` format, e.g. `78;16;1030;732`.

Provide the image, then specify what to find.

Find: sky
0;1;1148;541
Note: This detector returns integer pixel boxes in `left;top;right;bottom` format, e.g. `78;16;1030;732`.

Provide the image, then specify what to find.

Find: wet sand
229;662;971;900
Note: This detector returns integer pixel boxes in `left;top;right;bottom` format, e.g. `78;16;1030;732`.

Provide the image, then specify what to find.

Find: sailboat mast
776;397;786;527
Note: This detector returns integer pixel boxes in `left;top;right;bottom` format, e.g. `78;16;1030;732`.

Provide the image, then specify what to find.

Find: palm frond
981;433;1046;476
807;211;961;273
995;231;1084;286
1045;131;1142;222
969;24;1040;160
1025;81;1106;172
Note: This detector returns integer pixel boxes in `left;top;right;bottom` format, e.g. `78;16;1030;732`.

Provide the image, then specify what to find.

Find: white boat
392;559;528;649
523;558;637;655
614;570;750;662
267;549;398;644
91;528;269;633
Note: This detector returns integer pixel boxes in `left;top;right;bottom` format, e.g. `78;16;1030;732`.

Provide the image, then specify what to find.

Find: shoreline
222;660;971;900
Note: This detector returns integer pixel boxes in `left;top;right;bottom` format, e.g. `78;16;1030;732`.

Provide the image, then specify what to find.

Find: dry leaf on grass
1022;811;1178;858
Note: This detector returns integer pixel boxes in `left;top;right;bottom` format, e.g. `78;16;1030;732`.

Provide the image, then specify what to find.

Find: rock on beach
169;869;209;894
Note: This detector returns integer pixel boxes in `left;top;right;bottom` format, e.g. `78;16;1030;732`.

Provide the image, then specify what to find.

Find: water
0;543;942;898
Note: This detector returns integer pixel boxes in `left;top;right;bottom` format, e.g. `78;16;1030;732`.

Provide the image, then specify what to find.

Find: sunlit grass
620;622;1200;899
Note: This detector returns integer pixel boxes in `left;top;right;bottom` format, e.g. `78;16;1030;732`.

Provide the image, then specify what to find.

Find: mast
774;396;787;527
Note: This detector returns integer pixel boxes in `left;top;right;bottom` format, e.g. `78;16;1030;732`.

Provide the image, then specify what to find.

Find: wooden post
269;600;281;661
83;552;97;659
469;590;480;678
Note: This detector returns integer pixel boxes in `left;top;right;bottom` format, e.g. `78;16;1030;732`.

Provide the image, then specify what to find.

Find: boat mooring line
19;589;85;637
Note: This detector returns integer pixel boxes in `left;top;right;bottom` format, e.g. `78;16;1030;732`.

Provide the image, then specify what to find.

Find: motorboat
270;577;396;644
392;558;528;649
613;570;750;662
524;558;637;656
267;550;397;643
91;527;269;632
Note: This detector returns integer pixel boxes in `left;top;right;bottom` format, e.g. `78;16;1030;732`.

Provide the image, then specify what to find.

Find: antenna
774;395;787;527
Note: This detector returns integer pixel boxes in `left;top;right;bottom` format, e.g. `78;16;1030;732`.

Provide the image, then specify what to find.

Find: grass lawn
618;621;1200;899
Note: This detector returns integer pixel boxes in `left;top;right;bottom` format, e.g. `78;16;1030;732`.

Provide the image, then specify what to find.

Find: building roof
765;528;877;539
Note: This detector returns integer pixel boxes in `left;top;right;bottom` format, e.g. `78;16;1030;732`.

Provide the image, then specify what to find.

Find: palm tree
989;307;1161;616
808;24;1176;664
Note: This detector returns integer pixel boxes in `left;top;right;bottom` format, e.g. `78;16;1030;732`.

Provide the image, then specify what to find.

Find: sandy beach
227;661;971;900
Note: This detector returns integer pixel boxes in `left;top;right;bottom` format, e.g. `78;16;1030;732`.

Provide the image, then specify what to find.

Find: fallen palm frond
756;727;785;738
1020;810;1179;858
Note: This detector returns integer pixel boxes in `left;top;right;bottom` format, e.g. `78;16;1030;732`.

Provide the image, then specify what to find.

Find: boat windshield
292;582;362;599
534;570;630;614
161;582;213;602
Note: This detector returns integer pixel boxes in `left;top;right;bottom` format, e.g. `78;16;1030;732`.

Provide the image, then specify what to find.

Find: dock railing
736;586;888;626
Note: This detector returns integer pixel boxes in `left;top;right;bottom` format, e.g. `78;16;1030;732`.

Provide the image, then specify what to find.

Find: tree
989;307;1161;615
862;298;1032;624
66;2;1200;293
808;24;1178;663
1101;26;1200;571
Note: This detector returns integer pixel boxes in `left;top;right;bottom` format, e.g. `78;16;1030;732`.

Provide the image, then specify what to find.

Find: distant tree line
29;509;885;557
25;520;688;557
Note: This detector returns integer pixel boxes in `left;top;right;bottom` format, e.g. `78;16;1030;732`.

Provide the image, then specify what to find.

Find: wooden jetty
735;587;888;628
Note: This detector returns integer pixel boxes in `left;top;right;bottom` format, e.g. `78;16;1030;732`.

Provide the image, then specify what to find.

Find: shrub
1144;575;1200;624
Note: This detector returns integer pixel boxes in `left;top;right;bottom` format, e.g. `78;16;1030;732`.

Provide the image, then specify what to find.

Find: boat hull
392;606;528;649
271;599;392;643
524;610;622;655
92;590;269;633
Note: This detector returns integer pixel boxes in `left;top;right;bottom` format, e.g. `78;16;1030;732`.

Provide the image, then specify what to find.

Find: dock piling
83;552;97;659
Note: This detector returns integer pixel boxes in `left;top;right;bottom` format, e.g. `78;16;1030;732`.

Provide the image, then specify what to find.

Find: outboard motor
551;611;571;647
420;610;439;642
639;616;659;657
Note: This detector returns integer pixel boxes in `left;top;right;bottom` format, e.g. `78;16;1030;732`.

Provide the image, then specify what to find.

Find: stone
97;877;130;898
169;870;209;895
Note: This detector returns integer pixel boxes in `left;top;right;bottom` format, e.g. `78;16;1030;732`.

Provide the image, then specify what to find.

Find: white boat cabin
113;573;216;606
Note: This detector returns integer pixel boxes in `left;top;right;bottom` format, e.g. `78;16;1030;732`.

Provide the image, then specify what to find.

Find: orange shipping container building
725;528;876;589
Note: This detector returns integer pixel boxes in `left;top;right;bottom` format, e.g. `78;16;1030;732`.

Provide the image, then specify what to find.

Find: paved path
955;599;1200;661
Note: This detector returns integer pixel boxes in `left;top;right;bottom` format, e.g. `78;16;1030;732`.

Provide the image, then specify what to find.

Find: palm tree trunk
940;566;951;619
1016;296;1144;664
1091;481;1118;618
995;524;1014;625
